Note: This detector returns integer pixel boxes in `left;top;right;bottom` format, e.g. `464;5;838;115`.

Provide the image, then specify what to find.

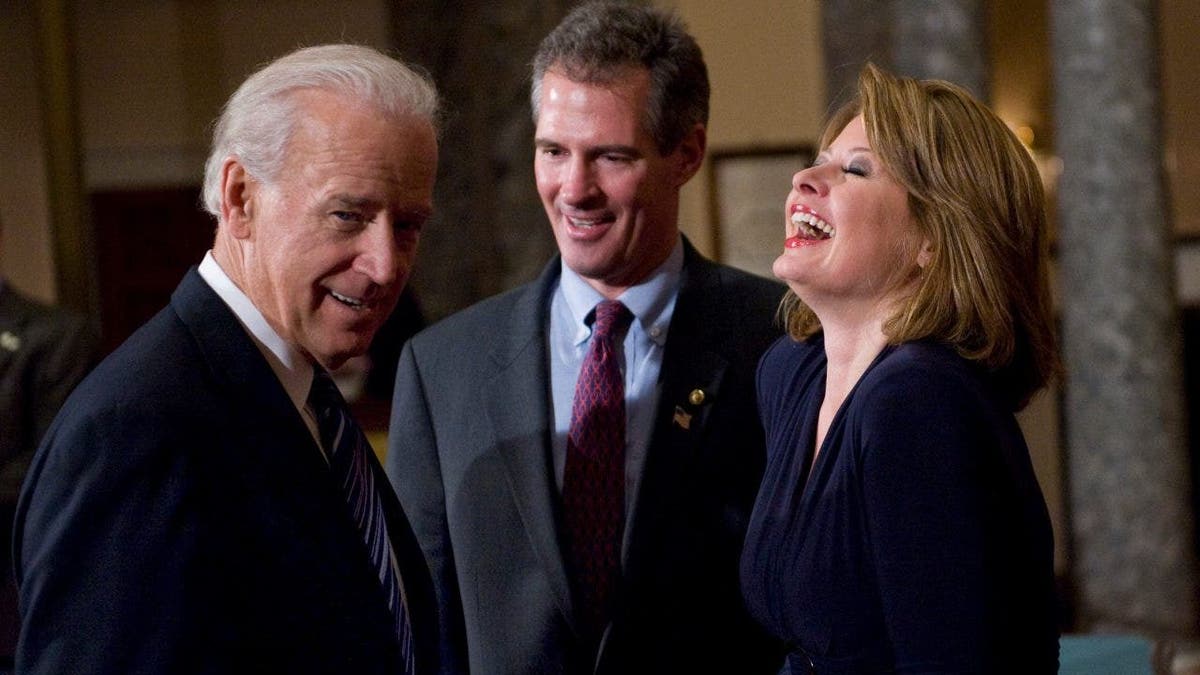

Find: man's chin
308;335;375;372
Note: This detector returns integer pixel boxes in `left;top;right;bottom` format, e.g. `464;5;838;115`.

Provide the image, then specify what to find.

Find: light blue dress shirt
548;237;683;550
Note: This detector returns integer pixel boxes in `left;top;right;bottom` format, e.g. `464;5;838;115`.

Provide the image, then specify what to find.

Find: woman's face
773;114;926;321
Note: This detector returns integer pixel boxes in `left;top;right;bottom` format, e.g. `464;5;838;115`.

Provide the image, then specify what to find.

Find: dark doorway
91;187;214;355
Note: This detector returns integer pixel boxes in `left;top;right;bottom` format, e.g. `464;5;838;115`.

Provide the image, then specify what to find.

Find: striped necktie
309;368;415;674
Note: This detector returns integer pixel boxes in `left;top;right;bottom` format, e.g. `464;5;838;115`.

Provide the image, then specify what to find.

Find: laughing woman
739;63;1060;674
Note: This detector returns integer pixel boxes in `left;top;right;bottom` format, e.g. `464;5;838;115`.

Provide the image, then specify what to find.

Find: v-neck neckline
797;342;897;495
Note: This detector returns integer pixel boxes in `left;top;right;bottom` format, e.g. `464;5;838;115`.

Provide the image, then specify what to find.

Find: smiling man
14;45;441;675
386;3;787;673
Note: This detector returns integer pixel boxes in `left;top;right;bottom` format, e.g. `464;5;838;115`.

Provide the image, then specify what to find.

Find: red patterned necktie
562;299;633;646
309;369;415;674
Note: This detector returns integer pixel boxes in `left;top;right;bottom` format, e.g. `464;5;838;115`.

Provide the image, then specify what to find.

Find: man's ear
673;123;707;186
220;158;258;239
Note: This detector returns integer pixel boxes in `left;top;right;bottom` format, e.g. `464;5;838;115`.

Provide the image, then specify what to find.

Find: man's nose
356;220;410;286
560;157;600;204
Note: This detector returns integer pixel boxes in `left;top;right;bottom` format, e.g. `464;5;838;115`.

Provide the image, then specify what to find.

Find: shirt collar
558;235;683;347
197;251;314;412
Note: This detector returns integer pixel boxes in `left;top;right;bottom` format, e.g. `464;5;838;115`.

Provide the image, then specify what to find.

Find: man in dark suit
14;44;441;674
386;3;787;673
0;215;99;666
0;233;97;507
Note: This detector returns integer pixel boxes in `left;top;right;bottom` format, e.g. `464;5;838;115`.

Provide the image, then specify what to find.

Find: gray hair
201;44;440;218
531;0;709;154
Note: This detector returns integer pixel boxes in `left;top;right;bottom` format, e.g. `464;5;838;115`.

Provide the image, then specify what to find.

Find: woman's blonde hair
782;63;1058;409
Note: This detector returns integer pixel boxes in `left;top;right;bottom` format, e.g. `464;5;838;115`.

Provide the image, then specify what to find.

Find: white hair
201;44;440;218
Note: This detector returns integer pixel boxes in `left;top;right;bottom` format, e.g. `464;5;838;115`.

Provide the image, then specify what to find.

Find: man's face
235;89;437;370
533;68;703;298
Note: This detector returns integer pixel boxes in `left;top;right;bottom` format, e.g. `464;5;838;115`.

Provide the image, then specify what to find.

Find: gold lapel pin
688;388;706;406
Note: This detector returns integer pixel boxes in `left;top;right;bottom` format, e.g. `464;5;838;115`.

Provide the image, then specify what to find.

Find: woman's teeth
791;210;835;239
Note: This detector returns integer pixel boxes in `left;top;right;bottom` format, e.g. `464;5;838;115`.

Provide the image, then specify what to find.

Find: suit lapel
478;247;740;639
624;244;732;578
170;268;396;604
170;269;322;466
484;260;578;629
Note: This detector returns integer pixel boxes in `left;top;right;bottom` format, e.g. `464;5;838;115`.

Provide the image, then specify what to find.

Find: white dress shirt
197;252;325;458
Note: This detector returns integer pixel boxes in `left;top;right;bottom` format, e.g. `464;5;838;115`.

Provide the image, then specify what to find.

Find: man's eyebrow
532;138;641;157
326;195;431;219
590;144;641;156
328;195;378;209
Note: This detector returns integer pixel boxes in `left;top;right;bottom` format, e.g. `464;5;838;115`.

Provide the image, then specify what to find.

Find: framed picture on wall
709;146;814;279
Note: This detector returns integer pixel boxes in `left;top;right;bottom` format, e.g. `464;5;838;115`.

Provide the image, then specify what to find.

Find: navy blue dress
740;335;1058;674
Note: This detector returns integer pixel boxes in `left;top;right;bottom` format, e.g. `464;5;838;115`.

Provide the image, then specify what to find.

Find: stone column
390;1;571;321
1051;0;1199;637
819;0;891;111
891;0;989;100
34;0;97;318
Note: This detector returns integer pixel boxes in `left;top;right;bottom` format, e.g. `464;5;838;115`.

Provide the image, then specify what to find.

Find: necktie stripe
310;369;415;674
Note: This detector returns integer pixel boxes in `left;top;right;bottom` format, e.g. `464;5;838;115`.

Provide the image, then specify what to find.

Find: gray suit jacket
387;240;788;674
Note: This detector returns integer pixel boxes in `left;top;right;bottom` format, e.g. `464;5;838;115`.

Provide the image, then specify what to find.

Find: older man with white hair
14;44;441;675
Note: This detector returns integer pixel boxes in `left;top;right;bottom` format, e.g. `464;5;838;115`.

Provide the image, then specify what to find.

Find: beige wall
0;5;57;304
8;1;1196;291
76;0;392;190
1;0;824;300
0;0;392;303
1162;0;1200;240
657;0;825;257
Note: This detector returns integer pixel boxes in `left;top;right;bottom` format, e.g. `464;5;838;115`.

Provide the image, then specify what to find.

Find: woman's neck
812;315;891;454
821;312;890;388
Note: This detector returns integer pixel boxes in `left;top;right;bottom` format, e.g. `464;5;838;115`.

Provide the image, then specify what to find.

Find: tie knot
308;368;346;417
590;300;632;341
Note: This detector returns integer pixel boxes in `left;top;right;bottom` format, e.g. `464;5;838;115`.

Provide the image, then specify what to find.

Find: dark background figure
0;213;98;672
387;2;788;673
12;44;442;674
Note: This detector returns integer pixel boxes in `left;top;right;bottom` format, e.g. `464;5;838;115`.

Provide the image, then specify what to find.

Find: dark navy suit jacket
387;239;789;674
14;268;438;675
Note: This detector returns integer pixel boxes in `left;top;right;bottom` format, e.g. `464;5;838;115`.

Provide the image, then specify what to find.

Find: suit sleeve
857;367;990;674
14;405;202;675
0;313;97;501
31;315;98;445
387;342;467;675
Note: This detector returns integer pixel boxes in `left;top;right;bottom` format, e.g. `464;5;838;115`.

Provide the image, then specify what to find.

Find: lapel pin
688;388;706;406
0;331;20;352
672;406;692;430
